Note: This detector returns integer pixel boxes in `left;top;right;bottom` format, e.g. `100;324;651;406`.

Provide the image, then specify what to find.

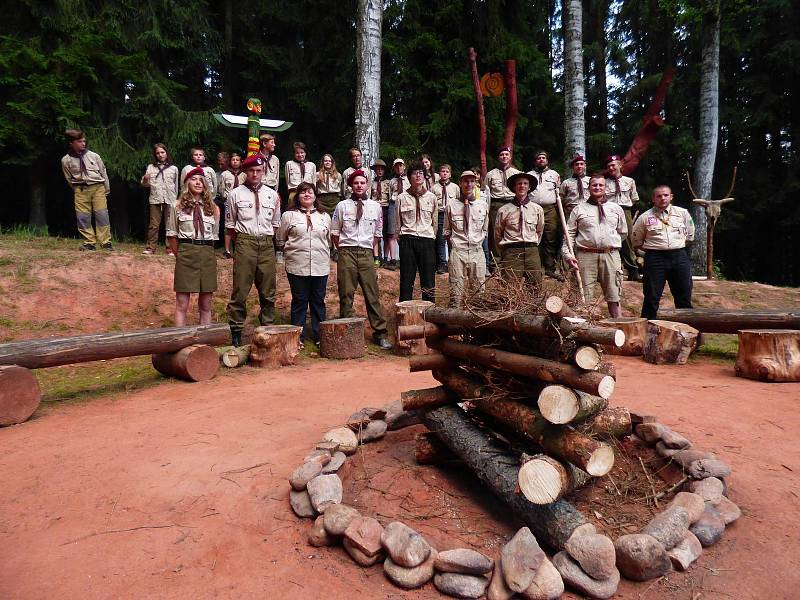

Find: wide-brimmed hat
459;170;478;181
392;158;405;166
370;159;387;170
506;172;538;191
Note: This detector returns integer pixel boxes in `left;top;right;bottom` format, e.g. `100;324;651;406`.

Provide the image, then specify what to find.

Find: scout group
61;129;696;349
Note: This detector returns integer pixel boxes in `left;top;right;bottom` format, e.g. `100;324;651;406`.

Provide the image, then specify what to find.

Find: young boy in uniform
432;164;460;274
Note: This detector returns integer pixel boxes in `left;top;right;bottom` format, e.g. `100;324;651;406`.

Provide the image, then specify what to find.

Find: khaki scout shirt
562;201;627;259
632;205;695;251
528;168;561;206
225;184;281;236
397;190;438;238
285;161;317;190
342;167;374;199
372;179;392;207
423;172;440;192
316;171;343;194
61;150;110;193
180;165;217;197
218;170;245;200
259;153;280;189
605;175;639;208
142;164;179;205
484;166;520;200
494;201;545;246
331;197;383;249
165;204;217;240
432;181;461;211
390;176;410;202
560;176;590;209
276;210;332;277
444;197;488;249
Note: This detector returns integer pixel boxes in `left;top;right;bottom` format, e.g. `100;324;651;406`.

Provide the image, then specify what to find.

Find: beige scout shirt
372;179;392;207
259;154;280;189
180;165;217;196
560;176;590;209
605;175;639;208
432;181;461;211
632;205;695;251
331;198;383;249
276;210;332;277
218;170;245;199
397;190;438;238
142;164;179;205
562;201;627;258
165;205;217;240
444;197;488;249
225;184;281;236
484;166;520;200
61;150;110;193
390;176;410;202
341;167;374;199
494;201;545;246
528;168;561;206
316;171;343;195
285;161;317;190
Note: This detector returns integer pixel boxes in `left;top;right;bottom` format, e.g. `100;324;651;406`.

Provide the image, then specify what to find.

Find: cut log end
545;295;576;318
600;317;647;356
319;318;365;360
574;346;602;371
585;444;615;477
250;325;302;367
537;385;580;424
735;329;800;382
643;320;699;365
221;345;250;368
152;344;219;382
597;375;615;400
518;455;569;504
0;365;42;426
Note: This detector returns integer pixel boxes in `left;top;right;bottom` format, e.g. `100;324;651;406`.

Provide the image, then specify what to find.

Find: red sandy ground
2;355;799;600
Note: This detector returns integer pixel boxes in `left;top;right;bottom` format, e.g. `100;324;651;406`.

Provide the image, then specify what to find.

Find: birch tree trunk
563;0;586;160
354;0;382;168
691;1;720;275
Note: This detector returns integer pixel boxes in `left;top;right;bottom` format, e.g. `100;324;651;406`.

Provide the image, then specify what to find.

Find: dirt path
2;355;799;599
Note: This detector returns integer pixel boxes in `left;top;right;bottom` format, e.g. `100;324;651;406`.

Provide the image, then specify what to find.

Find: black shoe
628;269;643;282
80;243;96;251
223;250;232;259
373;336;392;350
436;265;447;275
102;243;113;251
231;331;242;347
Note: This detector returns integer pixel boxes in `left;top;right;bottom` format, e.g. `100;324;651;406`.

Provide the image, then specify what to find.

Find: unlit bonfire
287;295;740;598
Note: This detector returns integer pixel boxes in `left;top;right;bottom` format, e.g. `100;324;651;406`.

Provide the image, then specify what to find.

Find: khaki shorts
577;249;623;302
174;243;217;293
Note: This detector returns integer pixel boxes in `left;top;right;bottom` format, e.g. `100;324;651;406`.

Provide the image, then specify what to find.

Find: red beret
605;154;622;165
241;154;265;170
570;154;586;167
183;166;205;183
498;146;513;155
347;168;367;187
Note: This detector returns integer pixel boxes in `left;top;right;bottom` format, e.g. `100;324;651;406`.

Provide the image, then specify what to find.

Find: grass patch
695;333;738;362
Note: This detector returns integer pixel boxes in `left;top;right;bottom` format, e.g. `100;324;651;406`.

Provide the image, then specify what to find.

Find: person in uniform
397;163;438;302
528;150;563;280
315;153;343;217
494;172;545;284
285;141;316;207
560;154;590;221
563;175;627;318
166;167;219;326
370;159;396;269
225;155;281;347
331;170;392;350
433;164;459;274
61;128;113;251
444;170;488;308
258;134;280;191
141;142;179;255
632;185;696;319
342;147;373;199
276;182;331;346
420;154;439;191
180;147;218;198
605;154;642;281
484;146;521;266
218;152;245;258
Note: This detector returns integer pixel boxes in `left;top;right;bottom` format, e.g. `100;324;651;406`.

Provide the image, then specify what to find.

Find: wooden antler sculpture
686;167;737;279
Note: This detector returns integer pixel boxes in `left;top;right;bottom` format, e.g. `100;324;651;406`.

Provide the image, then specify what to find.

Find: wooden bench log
659;308;800;333
643;320;699;365
395;300;435;356
250;325;302;368
600;317;648;356
152;344;219;382
735;329;800;382
0;365;42;426
319;318;365;359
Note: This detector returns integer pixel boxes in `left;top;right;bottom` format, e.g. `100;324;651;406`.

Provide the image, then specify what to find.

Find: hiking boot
102;243;113;251
374;336;392;350
627;268;643;282
223;250;232;259
436;263;448;275
80;243;96;251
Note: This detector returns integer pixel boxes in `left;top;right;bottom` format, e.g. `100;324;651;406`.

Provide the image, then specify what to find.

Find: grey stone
303;449;332;463
321;451;347;474
566;522;597;541
667;492;706;524
289;455;327;491
343;536;384;566
714;496;742;525
323;503;361;536
667;531;702;571
635;423;666;444
614;534;672;581
501;527;545;592
358;419;388;443
434;572;489;599
308;515;335;547
380;521;432;568
385;399;422;430
487;558;514;600
315;440;340;453
656;441;680;457
690;504;725;547
564;533;617;580
321;427;359;455
660;427;692;449
435;548;494;575
672;449;717;469
641;506;690;550
289;489;316;518
552;551;619;599
688;477;724;504
688;458;732;480
384;549;437;589
306;473;342;513
344;516;384;557
347;407;388;431
520;557;564;600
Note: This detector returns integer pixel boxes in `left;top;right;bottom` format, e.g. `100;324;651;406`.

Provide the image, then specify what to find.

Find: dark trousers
286;272;328;343
538;204;561;272
621;207;638;272
435;212;447;268
641;248;693;319
399;235;436;302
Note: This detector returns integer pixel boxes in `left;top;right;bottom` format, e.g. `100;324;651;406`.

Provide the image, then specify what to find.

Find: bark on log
658;308;800;333
577;407;633;439
427;337;615;399
0;365;42;426
643;320;699;365
600;317;648;356
518;454;590;505
471;396;614;476
151;344;219;382
250;325;302;368
397;323;454;341
432;369;492;400
395;300;435;356
735;329;800;382
537;386;608;425
422;404;588;549
319;318;365;359
221;345;250;368
423;307;624;348
0;324;230;369
409;353;453;373
401;386;455;411
416;431;461;465
545;296;577;319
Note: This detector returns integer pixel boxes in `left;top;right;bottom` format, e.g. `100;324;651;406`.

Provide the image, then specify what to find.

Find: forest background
0;0;797;285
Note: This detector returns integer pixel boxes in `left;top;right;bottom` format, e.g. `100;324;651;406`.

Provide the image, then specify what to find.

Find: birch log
562;0;586;160
354;0;382;167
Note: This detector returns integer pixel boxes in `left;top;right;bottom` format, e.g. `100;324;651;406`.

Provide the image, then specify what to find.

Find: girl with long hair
141;143;179;255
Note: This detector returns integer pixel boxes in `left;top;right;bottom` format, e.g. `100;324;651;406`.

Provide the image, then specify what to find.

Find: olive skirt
174;243;217;293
